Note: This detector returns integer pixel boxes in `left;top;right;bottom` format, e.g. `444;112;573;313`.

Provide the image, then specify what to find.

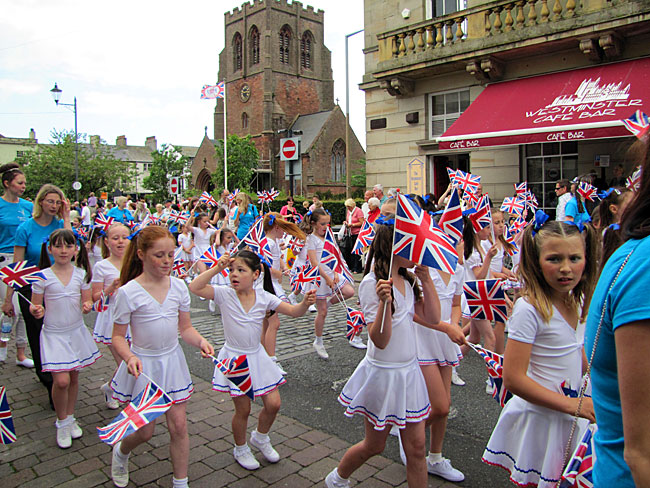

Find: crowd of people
0;141;648;488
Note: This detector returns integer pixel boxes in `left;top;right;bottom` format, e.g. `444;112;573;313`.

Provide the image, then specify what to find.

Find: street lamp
345;29;363;199
50;82;80;200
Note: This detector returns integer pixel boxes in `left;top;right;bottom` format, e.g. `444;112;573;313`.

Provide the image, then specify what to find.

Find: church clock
240;83;251;102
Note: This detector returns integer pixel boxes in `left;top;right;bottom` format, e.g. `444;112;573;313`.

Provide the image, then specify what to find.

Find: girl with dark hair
108;226;214;488
29;229;98;449
598;186;633;266
189;250;315;471
586;142;650;487
565;177;591;226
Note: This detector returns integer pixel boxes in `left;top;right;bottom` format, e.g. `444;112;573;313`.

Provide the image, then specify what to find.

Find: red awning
438;57;650;150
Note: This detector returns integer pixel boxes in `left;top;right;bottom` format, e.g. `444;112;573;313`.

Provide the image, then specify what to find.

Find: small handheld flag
200;82;225;100
198;246;229;278
560;423;597;488
468;195;492;233
626;165;642;191
622;109;650;140
463;279;508;323
351;220;376;255
322;227;355;284
94;213;114;233
289;263;321;294
199;191;218;207
0;386;17;444
577;182;599;202
500;196;526;216
438;187;463;243
212;355;254;400
91;291;110;312
0;261;46;291
470;344;512;407
346;306;366;340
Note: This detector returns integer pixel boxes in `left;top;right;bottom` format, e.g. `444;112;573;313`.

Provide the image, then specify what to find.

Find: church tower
214;0;334;190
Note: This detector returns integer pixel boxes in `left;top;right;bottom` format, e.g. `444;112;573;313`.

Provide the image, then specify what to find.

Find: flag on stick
0;386;17;444
560;424;597;488
470;343;512;407
622;109;650;140
346;306;366;340
438;187;463;243
94;213;114;233
212;355;254;400
0;261;46;290
289;264;321;294
351;220;376;255
92;291;110;312
200;82;225;100
463;279;508;322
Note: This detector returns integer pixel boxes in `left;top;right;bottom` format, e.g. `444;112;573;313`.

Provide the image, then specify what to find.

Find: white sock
172;476;189;488
253;430;269;442
452;366;458;373
314;336;323;346
115;443;130;461
428;452;443;464
234;443;249;454
66;415;76;423
331;469;347;482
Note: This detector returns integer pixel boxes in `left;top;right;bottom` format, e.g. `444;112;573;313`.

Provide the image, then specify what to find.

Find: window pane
526;143;541;157
432;119;445;137
561;141;578;154
543;182;556;209
459;90;470;112
445;115;459;131
434;0;444;16
433;95;444;116
445;0;458;14
561;157;578;180
543;142;560;155
544;156;561;182
529;183;543;206
526;157;543;182
446;92;459;114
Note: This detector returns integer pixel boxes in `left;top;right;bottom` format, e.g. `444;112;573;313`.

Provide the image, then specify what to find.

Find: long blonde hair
263;212;305;240
33;184;66;220
237;192;253;214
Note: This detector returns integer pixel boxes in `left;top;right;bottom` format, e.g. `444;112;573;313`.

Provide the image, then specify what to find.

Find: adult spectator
609;163;627;188
585;145;650;487
554;179;572;221
361;190;373;219
342;198;365;273
133;200;150;223
309;195;321;212
280;196;300;224
387;188;398;200
233;192;259;240
4;184;71;405
106;196;134;224
80;200;91;229
0;163;33;367
218;189;230;214
367;197;381;224
87;192;97;214
373;184;387;205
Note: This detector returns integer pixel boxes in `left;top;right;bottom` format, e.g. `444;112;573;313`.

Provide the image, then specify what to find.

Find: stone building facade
362;0;650;213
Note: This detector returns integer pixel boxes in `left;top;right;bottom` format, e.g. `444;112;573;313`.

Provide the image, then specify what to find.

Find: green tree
18;130;134;200
351;158;366;187
143;144;189;202
213;134;259;191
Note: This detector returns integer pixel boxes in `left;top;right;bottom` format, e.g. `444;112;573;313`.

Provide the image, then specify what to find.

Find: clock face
240;84;251;102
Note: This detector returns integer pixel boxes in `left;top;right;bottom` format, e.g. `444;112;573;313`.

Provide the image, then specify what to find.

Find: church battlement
226;0;323;21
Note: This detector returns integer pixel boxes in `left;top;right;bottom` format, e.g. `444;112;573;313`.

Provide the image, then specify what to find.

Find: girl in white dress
300;209;355;359
177;225;194;280
326;221;441;488
285;234;307;305
189;213;217;274
482;219;599;487
86;227;103;268
29;229;98;449
109;226;214;488
189;250;316;471
92;222;130;409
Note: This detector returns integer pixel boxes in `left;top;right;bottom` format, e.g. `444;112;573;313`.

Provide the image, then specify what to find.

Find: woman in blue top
233;192;259;240
585;147;650;488
5;184;71;403
106;196;134;224
0;163;33;367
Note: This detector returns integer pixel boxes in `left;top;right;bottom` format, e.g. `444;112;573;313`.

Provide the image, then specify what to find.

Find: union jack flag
287;236;305;254
322;227;354;283
199;191;217;207
266;188;279;202
394;193;458;274
0;386;16;444
453;170;481;194
525;191;539;210
176;212;190;226
622;109;650;140
97;381;173;445
242;218;272;262
346;306;366;340
462;188;481;208
500;197;526;216
438;187;463;243
200;82;225;100
471;343;512;407
626;165;642;191
0;261;46;291
468;195;492;232
74;227;88;240
227;189;240;205
446;167;458;186
503;226;520;257
560;424;597;488
514;181;528;196
463;279;508;322
510;214;528;233
351;220;376;255
166;210;179;225
172;259;187;278
213;355;254;400
147;214;160;226
92;291;110;312
577;182;599;202
94;213;114;233
289;263;321;294
199;246;229;278
257;190;267;204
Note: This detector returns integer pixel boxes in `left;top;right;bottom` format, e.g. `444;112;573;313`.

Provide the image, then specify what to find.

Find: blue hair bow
306;210;313;217
531;209;549;236
268;214;276;226
597;188;620;199
424;194;433;205
565;215;591;233
608;223;620;230
42;236;50;244
375;215;395;226
256;252;272;268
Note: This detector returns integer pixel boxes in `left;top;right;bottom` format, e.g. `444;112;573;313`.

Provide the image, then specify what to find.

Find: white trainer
275;361;287;375
111;441;130;487
427;457;465;482
250;430;280;463
56;423;72;449
325;468;350;488
0;347;7;362
451;369;466;386
70;419;83;439
486;379;496;396
448;405;458;420
313;340;329;359
16;357;35;368
101;382;120;410
308;304;317;313
233;444;260;470
208;300;216;313
348;335;367;349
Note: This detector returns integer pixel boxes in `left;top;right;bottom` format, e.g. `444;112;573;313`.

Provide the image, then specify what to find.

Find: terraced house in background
362;0;650;213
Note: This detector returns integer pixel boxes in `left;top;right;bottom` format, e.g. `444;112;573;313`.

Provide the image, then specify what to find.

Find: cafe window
429;89;470;139
524;141;578;212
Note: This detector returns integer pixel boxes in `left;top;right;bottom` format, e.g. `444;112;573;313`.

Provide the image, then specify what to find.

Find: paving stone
252;458;302;484
266;473;314;488
290;443;335;466
70;457;106;476
298;429;331;445
27;467;75;487
349;462;379;482
193;469;238;488
282;436;311;451
57;470;109;488
298;456;340;482
129;460;173;485
3;467;36;488
34;451;85;476
374;462;408;485
356;478;393;487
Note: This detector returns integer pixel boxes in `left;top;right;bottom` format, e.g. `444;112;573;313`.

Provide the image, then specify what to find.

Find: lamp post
345;29;364;199
50;83;80;201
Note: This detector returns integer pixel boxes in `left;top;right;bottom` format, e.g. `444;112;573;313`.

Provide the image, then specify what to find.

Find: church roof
289;110;333;153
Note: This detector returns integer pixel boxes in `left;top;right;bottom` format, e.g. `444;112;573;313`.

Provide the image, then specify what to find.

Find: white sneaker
101;382;120;410
275;361;287;375
250;430;280;463
16;357;34;368
111;441;130;487
233;444;260;470
0;347;7;362
451;370;466;386
348;335;367;349
70;419;83;439
427;457;465;482
325;468;350;488
313;340;329;359
56;423;72;449
208;300;216;313
308;304;317;313
288;293;298;305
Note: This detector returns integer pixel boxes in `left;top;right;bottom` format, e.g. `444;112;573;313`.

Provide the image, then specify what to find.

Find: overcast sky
0;0;366;151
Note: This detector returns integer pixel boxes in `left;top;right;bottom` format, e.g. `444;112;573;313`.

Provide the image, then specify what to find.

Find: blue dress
234;204;259;240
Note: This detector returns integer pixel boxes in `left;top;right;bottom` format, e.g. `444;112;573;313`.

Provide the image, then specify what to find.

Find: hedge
263;197;365;225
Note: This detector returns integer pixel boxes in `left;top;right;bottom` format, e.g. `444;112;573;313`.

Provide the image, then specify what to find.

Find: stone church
190;0;365;196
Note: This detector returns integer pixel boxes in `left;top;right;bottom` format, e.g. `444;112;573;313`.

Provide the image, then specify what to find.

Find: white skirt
482;396;588;487
92;304;131;345
212;343;285;398
41;323;102;373
192;244;209;261
415;325;462;367
272;279;288;302
305;274;349;299
110;343;194;403
338;356;431;430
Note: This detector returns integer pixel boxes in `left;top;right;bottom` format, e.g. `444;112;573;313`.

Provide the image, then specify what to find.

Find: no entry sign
169;176;180;194
280;137;300;161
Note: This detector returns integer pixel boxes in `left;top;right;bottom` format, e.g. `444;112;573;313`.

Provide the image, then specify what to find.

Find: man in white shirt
555;179;572;221
80;201;91;227
361;190;372;219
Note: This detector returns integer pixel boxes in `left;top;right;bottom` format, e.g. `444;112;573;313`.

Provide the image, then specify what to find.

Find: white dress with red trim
110;277;194;403
304;234;349;299
338;272;430;430
210;286;285;398
34;267;101;373
91;259;131;344
482;298;588;487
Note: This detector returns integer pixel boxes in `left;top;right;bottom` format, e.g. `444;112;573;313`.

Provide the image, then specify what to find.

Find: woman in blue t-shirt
106;196;134;224
5;183;71;404
233;192;259;240
0;163;34;367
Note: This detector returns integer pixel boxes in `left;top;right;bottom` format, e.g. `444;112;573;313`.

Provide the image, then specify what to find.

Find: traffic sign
169;176;180;195
280;137;300;161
